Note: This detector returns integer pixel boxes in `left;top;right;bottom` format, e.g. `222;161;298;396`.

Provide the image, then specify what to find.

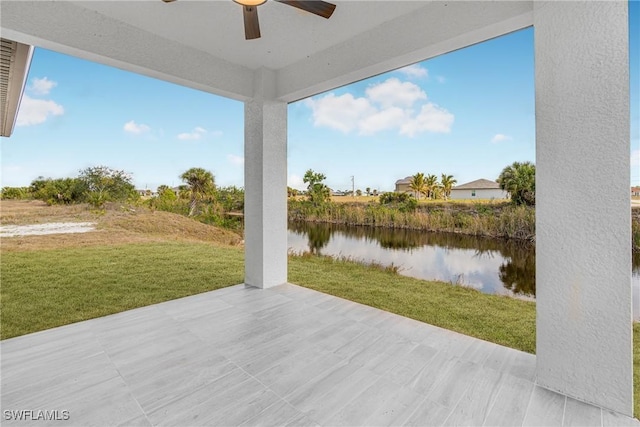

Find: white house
0;1;632;417
449;178;508;200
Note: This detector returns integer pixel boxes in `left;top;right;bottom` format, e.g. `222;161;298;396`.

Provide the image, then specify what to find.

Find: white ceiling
0;1;533;102
76;1;429;70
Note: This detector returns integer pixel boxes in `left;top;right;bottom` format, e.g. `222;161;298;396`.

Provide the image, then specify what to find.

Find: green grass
289;254;536;353
0;242;244;339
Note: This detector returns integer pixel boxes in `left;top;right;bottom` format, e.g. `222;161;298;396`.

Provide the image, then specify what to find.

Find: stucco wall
449;188;507;200
534;1;631;415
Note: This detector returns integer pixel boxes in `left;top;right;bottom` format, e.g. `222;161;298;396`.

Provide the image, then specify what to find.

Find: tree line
0;166;245;229
292;161;536;208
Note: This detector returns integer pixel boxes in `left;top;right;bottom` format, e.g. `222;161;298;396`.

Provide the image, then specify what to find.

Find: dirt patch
0;200;243;251
1;222;96;237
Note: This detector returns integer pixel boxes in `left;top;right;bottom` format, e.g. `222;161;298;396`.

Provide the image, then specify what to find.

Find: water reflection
289;222;640;315
288;222;537;299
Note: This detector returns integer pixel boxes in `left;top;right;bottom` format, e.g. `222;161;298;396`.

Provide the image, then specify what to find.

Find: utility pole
351;176;355;197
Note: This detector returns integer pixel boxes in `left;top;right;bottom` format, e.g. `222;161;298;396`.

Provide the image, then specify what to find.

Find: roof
0;38;33;137
395;176;413;185
452;179;501;190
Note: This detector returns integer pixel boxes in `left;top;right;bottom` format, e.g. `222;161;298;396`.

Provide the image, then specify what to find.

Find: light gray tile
563;397;602;427
483;374;535;426
296;367;381;424
365;385;426;426
602;409;640;426
426;358;481;408
403;398;454;427
201;388;282;426
522;385;566;427
325;377;404;427
2;284;619;427
117;415;153;427
239;399;303;427
506;351;536;382
460;338;495;365
442;367;503;426
384;343;439;387
406;351;457;396
147;367;254;425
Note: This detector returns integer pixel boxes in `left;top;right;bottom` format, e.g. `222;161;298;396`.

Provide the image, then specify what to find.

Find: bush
33;178;87;205
0;187;30;200
379;192;417;212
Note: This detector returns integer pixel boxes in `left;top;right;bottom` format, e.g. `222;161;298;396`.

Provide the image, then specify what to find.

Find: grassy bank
0;242;245;339
0;242;533;351
289;200;536;241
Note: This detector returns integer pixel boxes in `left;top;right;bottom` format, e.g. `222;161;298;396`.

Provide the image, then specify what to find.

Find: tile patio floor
1;283;637;426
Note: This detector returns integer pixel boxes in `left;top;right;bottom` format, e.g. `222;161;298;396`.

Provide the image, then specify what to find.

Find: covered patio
2;283;636;426
0;0;633;423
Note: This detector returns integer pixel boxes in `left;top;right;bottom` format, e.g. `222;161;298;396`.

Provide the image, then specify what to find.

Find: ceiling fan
161;0;336;40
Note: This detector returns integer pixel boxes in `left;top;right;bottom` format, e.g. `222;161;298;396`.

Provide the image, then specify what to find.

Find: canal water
287;222;640;314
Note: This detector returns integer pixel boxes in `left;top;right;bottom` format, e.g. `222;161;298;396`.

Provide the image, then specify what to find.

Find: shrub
379;192;417;212
0;187;30;200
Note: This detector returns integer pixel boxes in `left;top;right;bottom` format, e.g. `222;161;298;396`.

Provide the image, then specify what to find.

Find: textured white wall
449;189;507;200
534;1;631;415
244;69;288;288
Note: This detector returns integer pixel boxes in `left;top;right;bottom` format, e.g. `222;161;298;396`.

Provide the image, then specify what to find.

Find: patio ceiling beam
0;1;254;102
276;0;533;102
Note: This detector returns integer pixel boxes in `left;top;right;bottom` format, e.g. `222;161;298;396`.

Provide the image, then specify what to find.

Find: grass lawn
0;242;244;339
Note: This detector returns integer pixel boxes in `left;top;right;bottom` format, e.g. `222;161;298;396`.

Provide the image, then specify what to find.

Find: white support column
244;68;288;289
534;1;631;415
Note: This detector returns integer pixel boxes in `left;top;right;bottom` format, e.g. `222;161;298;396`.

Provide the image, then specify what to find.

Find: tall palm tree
425;174;439;199
497;161;535;206
441;174;457;200
180;167;216;216
409;173;426;200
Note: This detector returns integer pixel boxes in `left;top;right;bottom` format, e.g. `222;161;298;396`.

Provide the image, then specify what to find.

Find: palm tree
409;173;426;200
180;167;216;216
425;174;439;199
441;174;457;200
497;161;535;206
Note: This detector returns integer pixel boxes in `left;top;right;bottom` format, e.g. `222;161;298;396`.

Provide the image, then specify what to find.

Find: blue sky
2;4;638;192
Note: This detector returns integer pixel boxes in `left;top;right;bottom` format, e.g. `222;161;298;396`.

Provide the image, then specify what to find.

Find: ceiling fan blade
242;6;261;40
275;1;336;19
161;0;176;3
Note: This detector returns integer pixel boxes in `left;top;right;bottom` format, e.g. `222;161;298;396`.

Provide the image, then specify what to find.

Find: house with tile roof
394;176;413;194
449;179;507;200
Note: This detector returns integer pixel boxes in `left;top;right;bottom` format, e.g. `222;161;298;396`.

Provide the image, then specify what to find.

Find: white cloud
365;78;427;108
28;77;57;95
491;134;512;143
288;174;305;191
358;107;406;135
177;126;207;140
397;64;428;79
227;154;244;166
400;103;454;136
631;149;640;167
123;120;150;134
305;93;375;133
305;77;454;137
16;95;64;126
